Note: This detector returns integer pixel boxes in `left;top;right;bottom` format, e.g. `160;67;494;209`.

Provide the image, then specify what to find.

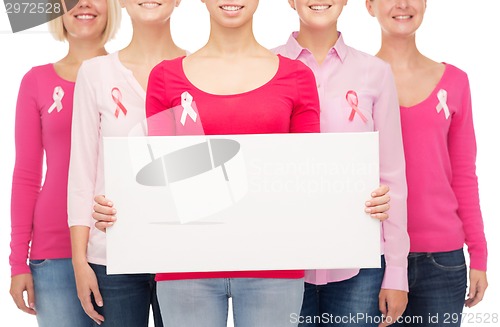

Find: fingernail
29;303;35;309
365;201;371;206
97;301;103;307
112;208;117;214
108;201;114;207
365;208;372;213
107;222;114;226
371;192;377;197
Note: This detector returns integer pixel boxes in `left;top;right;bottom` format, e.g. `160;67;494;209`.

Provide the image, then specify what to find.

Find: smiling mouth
220;5;244;12
393;15;412;20
309;5;331;11
139;2;161;8
75;14;96;20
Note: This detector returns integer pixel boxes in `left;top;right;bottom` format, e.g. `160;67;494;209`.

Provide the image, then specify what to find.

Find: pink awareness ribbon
112;87;128;118
436;89;450;119
48;86;64;113
180;91;198;126
346;90;368;123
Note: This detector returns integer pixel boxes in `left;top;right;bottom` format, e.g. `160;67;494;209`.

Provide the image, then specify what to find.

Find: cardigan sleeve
67;62;100;228
448;72;487;271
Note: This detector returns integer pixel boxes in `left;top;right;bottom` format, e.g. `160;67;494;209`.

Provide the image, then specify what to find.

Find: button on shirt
273;32;410;291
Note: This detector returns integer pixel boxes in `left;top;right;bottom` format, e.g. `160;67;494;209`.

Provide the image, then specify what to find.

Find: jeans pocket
29;259;49;268
428;251;466;271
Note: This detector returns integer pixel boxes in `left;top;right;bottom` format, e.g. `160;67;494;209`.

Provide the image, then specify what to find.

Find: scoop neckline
400;62;449;109
49;63;76;84
178;54;283;97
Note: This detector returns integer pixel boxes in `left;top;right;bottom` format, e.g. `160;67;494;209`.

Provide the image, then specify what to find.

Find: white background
1;1;499;326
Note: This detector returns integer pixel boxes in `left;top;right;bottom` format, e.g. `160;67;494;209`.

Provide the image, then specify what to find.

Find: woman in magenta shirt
93;1;392;326
366;0;488;325
9;0;120;326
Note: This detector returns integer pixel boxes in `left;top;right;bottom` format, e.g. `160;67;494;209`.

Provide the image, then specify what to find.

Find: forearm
70;226;91;266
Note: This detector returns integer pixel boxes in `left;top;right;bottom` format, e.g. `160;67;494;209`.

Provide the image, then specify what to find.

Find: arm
9;69;42;314
290;61;320;133
146;63;176;136
68;63;104;324
448;73;488;306
374;64;409;326
92;62;171;232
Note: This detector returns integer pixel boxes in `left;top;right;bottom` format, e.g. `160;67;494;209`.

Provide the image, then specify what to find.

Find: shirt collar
282;31;348;63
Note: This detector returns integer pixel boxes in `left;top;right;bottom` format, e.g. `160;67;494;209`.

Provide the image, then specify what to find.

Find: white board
104;132;381;274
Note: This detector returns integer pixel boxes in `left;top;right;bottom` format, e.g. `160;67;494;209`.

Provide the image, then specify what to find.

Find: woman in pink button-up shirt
274;1;410;326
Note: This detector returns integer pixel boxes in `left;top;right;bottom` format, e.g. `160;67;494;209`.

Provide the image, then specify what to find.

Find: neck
204;19;260;57
296;24;339;64
122;21;180;65
376;32;423;70
63;38;107;65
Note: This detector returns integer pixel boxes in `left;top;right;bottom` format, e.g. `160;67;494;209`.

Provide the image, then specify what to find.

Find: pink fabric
273;33;409;291
68;52;150;265
400;63;487;271
10;64;75;276
146;55;320;281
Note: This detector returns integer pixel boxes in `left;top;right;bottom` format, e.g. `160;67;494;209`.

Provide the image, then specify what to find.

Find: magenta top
10;64;75;276
400;63;487;271
146;55;320;281
273;32;410;291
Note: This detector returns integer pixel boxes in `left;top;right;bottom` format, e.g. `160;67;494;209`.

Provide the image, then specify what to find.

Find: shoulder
18;64;64;94
151;56;185;78
347;46;392;72
78;53;122;82
443;63;469;84
22;64;54;83
277;55;314;77
79;53;114;73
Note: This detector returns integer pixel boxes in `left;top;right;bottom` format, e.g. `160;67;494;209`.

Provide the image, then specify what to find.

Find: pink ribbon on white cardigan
436;89;450;119
346;90;368;123
112;87;128;118
48;86;64;113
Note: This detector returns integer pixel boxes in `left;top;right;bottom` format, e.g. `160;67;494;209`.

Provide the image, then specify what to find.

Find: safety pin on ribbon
48;86;64;113
180;91;198;126
112;87;128;118
436;89;450;119
346;90;368;123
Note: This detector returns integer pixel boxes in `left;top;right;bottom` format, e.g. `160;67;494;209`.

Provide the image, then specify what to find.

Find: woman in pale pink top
366;0;488;326
9;0;120;326
273;1;409;326
68;0;185;325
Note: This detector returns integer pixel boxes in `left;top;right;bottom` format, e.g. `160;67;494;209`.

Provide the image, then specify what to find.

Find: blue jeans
157;278;304;327
299;256;385;327
392;249;467;327
90;263;163;327
30;258;93;327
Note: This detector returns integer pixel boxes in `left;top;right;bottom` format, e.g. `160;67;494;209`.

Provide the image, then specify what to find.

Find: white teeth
140;2;160;8
394;15;411;19
221;5;242;11
76;15;95;19
310;5;330;11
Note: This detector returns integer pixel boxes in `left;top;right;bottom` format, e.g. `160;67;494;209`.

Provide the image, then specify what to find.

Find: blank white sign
104;132;380;274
